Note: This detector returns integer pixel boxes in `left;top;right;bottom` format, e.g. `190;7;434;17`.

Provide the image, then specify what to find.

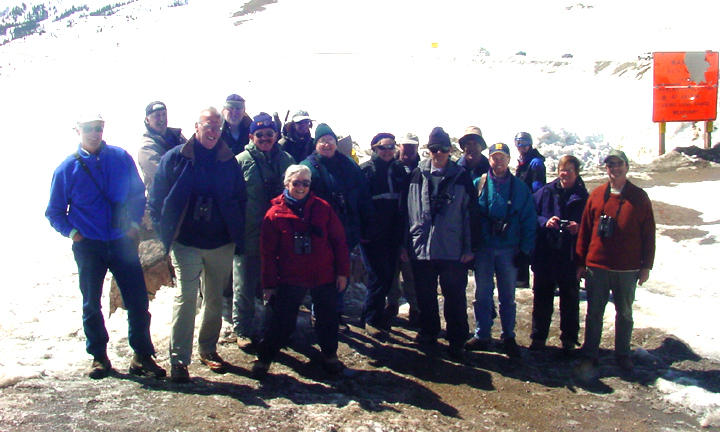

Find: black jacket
360;154;409;247
221;114;252;155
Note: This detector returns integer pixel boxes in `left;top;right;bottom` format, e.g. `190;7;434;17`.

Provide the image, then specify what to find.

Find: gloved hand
513;251;529;268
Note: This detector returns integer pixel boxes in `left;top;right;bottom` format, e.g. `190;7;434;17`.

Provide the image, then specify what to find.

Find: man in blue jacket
149;107;247;383
465;143;536;359
46;114;166;380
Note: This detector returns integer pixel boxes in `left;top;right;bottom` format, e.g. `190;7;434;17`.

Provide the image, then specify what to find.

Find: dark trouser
531;262;579;345
361;242;399;326
412;259;469;348
72;237;155;358
581;267;638;359
517;261;530;284
257;283;338;364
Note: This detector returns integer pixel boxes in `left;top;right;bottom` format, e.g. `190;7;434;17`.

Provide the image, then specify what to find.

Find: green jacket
237;143;294;255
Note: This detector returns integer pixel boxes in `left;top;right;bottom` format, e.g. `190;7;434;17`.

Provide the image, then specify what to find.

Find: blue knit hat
250;112;278;134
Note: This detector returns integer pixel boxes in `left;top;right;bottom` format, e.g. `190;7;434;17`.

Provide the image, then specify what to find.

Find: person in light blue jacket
465;142;536;359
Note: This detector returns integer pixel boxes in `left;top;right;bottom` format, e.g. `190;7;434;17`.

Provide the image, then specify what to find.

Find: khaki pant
169;242;234;365
581;267;639;359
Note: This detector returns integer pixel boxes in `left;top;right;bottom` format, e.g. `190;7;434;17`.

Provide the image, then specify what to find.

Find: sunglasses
429;146;451;153
515;142;531;147
291;180;311;187
255;131;275;138
605;161;624;168
376;144;396;151
82;125;103;133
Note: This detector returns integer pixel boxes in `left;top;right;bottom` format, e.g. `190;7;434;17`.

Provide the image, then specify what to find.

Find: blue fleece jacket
46;142;145;241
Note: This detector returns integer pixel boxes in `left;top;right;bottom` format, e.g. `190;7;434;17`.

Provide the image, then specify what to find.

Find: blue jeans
72;237;155;358
472;247;518;340
232;254;265;338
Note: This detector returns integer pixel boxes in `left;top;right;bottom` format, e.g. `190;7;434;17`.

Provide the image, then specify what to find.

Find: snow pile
535;126;611;172
657;372;720;428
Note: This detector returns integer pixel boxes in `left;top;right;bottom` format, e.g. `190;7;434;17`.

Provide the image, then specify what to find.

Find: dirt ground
2;161;720;432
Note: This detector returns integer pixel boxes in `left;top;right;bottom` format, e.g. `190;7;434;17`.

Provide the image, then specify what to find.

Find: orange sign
653;51;718;122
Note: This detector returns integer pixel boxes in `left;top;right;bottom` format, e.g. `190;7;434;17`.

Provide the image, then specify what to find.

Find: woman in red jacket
252;164;350;377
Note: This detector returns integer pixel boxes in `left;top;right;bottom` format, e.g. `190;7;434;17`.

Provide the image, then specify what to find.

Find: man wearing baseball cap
138;101;187;193
575;149;655;375
46;114;166;380
232;113;294;348
280;110;315;163
466;142;536;359
221;94;253;155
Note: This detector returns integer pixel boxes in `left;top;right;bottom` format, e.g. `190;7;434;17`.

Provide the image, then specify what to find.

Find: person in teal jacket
465;142;536;359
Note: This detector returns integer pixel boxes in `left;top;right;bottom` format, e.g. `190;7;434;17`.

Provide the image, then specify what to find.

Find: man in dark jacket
301;123;375;331
386;132;420;325
359;133;409;336
530;155;588;354
149;107;247;383
514;131;546;287
280;110;315;163
402;127;479;361
220;94;253;155
46;114;165;380
138;101;187;193
457;126;489;181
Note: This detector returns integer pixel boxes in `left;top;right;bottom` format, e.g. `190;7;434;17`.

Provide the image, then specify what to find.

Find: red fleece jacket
261;193;350;289
576;181;655;271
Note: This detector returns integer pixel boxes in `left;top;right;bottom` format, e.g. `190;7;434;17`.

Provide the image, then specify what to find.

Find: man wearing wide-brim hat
457;126;489;181
575;149;655;375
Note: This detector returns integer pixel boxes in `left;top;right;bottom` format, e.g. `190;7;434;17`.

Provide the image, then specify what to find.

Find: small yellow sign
431;42;438;48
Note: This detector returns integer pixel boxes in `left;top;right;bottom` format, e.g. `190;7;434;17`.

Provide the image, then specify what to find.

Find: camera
491;219;509;236
597;214;615;238
430;192;455;216
558;219;570;233
331;192;347;215
193;196;213;222
293;232;312;255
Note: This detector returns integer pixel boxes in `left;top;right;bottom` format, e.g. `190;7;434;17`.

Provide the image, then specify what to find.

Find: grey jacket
405;159;480;261
138;126;186;192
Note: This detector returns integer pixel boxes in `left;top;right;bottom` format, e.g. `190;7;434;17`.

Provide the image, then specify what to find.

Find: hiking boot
464;337;491;352
447;345;465;362
414;332;437;346
407;308;420;328
170;364;190;383
562;340;578;357
364;323;387;339
129;353;166;378
338;314;350;334
516;280;530;288
251;360;270;379
199;352;227;373
503;338;522;359
88;354;112;380
383;303;399;324
529;339;546;351
616;355;634;371
236;335;256;353
322;356;345;375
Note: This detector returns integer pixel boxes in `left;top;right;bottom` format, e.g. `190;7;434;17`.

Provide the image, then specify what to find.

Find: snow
1;0;719;424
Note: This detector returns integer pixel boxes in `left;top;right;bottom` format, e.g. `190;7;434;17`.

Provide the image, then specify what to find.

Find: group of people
45;94;656;383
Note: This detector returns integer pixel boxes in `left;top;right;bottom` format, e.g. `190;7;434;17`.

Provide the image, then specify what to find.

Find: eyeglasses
82;125;103;133
255;131;275;138
291;180;311;187
429;146;450;153
376;144;396;151
199;123;221;132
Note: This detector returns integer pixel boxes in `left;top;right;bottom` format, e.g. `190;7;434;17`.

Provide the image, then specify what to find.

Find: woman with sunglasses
252;164;350;377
